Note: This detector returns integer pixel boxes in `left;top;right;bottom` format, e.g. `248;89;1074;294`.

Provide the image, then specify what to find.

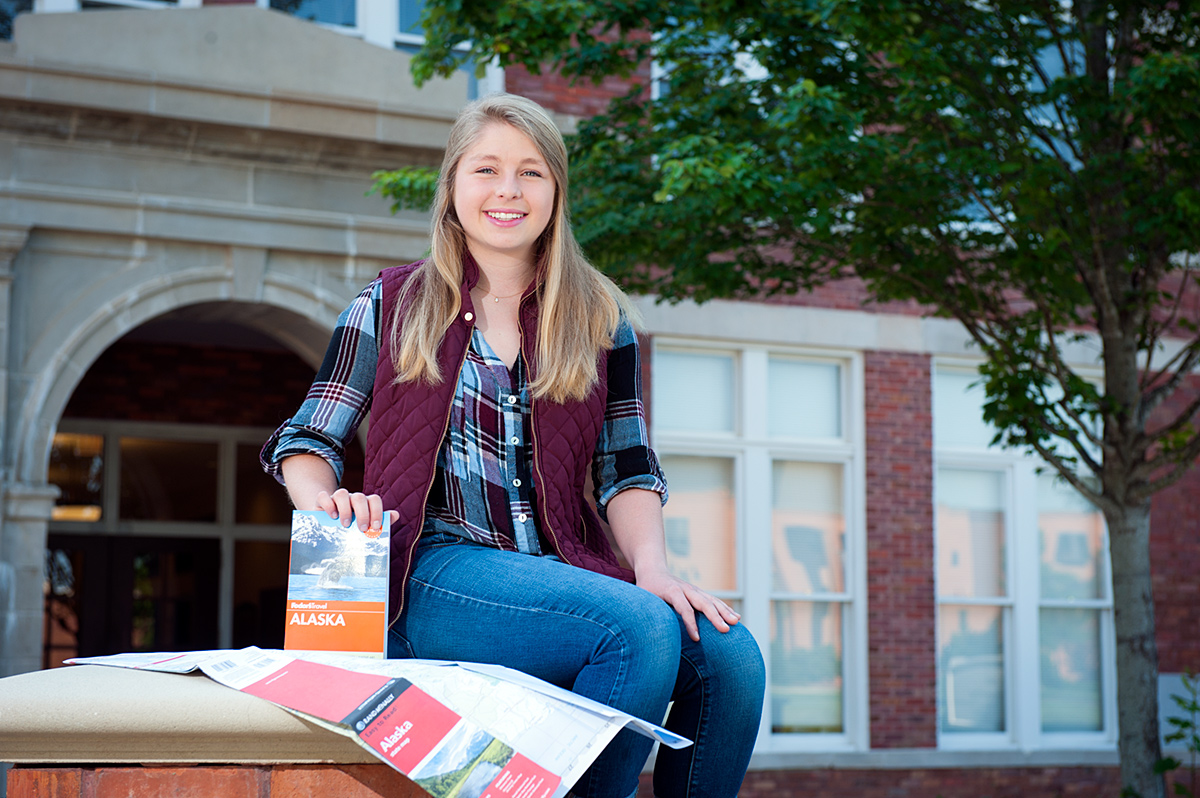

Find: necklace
482;286;526;303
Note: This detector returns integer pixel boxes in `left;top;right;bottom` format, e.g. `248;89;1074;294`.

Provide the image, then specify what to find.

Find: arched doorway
41;302;364;667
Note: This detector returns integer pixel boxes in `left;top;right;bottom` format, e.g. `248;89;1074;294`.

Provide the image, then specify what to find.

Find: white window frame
933;359;1118;752
652;338;867;753
48;419;292;651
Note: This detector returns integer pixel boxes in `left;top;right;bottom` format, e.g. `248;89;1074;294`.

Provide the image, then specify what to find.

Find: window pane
771;461;844;594
48;433;104;522
1039;474;1106;601
43;547;82;668
938;604;1005;732
270;0;356;27
398;0;423;34
1040;608;1102;732
768;357;840;438
937;469;1006;598
234;541;290;649
119;438;218;522
934;370;996;449
236;443;293;525
771;600;843;733
654;350;735;433
659;455;737;591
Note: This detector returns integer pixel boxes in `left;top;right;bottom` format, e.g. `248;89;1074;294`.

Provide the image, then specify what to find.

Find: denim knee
591;591;681;706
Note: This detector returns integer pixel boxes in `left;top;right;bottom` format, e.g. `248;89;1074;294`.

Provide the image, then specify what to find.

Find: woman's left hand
634;566;741;643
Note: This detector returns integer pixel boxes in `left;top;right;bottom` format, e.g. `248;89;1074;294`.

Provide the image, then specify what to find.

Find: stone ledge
0;665;376;764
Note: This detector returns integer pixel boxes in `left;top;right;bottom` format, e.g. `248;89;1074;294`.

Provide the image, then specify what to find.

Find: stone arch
14;266;350;487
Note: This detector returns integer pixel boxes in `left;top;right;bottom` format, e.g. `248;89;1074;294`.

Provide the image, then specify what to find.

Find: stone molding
0;7;467;148
0;224;30;274
2;482;59;522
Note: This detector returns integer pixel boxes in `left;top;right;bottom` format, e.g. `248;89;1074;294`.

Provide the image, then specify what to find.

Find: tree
381;3;1200;795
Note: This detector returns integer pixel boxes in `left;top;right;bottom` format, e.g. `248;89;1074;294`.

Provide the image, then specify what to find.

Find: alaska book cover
284;510;390;657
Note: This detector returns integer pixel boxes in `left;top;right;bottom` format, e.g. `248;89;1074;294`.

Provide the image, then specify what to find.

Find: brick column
864;351;937;748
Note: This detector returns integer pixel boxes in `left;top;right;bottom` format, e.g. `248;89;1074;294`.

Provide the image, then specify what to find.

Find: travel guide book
285;509;389;657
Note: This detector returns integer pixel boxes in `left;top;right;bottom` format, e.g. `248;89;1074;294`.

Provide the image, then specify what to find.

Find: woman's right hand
316;488;400;536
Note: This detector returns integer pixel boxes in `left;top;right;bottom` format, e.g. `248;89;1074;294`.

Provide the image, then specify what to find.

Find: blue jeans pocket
387;626;415;659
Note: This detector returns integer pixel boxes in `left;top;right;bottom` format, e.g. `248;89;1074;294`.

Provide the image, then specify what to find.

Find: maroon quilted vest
366;258;635;626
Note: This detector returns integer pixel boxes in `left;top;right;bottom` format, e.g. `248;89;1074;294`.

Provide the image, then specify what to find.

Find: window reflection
771;601;843;733
937;469;1006;598
1040;608;1102;732
119;438;218;522
270;0;355;27
660;455;737;591
1039;475;1105;601
771;461;844;594
938;605;1005;732
49;433;104;522
236;443;293;525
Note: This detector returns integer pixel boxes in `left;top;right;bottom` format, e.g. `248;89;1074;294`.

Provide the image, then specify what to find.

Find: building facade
1;4;1197;796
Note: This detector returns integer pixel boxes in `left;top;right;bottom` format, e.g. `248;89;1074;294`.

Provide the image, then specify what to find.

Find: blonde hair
390;93;638;403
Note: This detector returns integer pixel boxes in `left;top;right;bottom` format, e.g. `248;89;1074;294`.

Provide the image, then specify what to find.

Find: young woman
262;93;764;798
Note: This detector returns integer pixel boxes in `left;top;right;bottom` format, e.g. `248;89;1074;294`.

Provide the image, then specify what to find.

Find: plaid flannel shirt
261;277;667;554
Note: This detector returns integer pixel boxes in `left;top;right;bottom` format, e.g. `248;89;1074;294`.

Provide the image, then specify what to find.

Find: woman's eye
522;170;543;178
476;167;496;175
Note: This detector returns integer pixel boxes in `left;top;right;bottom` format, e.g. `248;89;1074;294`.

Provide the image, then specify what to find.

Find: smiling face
452;122;557;271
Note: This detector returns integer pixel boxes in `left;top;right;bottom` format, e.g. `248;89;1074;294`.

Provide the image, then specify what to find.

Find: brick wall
729;765;1123;798
7;765;424;798
864;351;938;748
1149;374;1200;673
505;36;651;121
63;340;314;429
11;763;1129;798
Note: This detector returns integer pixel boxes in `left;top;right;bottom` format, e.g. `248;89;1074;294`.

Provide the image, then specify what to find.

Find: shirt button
507;395;517;404
518;513;528;522
510;436;520;445
512;478;522;487
464;312;474;322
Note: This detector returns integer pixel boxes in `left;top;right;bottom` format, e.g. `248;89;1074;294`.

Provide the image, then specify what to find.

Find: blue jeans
387;534;765;798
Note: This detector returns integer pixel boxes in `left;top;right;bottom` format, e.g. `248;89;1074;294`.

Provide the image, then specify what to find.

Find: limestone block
252;168;391;218
268;98;378;142
377;114;457;151
0;62;27;101
0;138;15;182
351;225;429;265
0;191;142;241
131;156;251;205
13;143;137;193
27;70;152;116
9;7;467;118
138;206;351;255
153;83;269;129
0;664;375;763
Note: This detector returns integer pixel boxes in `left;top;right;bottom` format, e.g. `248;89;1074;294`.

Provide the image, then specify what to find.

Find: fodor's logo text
289;612;347;627
381;721;414;755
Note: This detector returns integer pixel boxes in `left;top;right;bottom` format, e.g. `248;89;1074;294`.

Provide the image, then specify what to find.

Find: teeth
487;211;524;221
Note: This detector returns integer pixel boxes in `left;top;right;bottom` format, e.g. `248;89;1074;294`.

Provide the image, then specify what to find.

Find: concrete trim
635;296;1188;368
0;224;30;273
1;7;469;146
0;183;430;261
0;664;375;764
747;747;1119;772
3;483;59;521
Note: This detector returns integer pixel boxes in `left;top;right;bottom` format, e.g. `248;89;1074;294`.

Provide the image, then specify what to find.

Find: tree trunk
1106;500;1163;798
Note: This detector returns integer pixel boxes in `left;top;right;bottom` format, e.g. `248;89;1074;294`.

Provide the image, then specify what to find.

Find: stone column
0;225;52;678
0;483;58;677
